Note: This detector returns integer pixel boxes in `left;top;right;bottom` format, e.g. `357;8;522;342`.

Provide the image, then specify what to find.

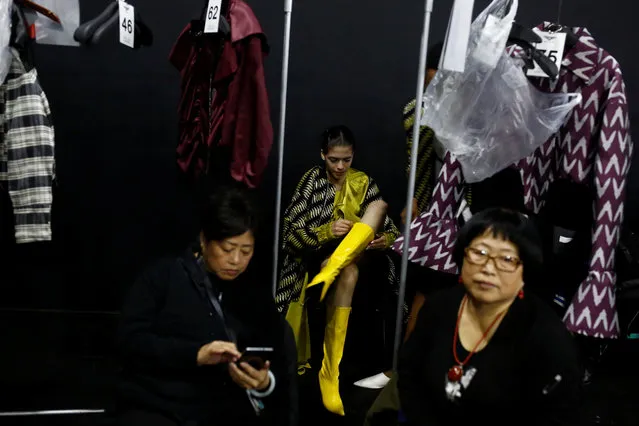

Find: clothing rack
270;0;437;370
271;0;294;296
392;0;435;371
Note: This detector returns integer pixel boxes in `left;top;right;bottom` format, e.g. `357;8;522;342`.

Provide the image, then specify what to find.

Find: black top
117;250;297;426
398;285;582;426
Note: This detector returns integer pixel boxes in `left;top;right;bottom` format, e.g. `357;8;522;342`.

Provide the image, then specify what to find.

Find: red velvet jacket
169;0;273;188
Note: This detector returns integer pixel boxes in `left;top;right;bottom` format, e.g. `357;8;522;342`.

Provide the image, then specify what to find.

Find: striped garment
0;50;55;243
404;99;437;214
275;166;400;312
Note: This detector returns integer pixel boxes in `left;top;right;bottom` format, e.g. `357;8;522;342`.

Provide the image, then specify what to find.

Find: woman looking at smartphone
116;185;297;426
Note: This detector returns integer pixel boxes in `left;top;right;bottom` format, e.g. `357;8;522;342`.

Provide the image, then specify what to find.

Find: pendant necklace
448;295;507;383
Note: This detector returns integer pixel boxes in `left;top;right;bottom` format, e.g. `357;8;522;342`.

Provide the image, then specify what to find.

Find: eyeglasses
464;247;522;273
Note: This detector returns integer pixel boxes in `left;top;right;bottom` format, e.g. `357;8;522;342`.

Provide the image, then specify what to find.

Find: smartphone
239;347;273;369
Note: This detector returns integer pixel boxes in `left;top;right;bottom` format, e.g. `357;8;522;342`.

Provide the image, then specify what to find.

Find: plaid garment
0;50;55;243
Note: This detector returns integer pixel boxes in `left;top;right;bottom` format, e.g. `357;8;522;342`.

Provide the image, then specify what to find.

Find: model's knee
369;199;388;215
338;263;359;292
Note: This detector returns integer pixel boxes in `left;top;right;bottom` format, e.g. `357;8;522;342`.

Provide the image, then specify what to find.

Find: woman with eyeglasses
396;208;582;426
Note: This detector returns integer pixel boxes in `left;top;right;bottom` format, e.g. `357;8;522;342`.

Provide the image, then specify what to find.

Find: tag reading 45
204;0;223;33
119;0;135;48
527;29;566;78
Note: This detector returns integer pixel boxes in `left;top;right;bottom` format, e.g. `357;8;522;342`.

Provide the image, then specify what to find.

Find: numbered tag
527;29;566;78
118;0;135;48
204;0;222;33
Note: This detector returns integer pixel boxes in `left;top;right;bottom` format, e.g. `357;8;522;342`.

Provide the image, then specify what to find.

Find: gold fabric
333;169;369;223
285;272;312;365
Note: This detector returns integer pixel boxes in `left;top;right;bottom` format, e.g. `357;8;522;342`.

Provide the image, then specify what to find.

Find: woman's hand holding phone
196;341;241;366
229;360;271;391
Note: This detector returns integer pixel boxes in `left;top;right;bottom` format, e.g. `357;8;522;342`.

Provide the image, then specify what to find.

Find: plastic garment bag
32;0;80;47
0;0;11;84
420;0;581;183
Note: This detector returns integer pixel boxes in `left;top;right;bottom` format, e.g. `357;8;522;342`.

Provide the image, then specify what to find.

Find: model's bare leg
360;200;388;232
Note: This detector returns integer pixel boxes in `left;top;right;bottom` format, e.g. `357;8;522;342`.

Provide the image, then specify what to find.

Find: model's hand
229;360;271;390
197;341;241;366
400;198;419;225
332;219;353;237
368;235;387;250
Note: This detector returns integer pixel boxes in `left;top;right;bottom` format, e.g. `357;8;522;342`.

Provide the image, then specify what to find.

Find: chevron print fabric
394;24;633;339
394;151;465;273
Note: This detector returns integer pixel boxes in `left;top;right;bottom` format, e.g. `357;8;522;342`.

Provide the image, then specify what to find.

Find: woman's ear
199;232;206;253
320;151;325;161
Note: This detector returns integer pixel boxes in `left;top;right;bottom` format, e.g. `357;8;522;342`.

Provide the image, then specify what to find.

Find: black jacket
117;250;297;426
398;285;583;426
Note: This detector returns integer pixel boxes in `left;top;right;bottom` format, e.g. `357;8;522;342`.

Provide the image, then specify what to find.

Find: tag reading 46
527;29;566;78
204;0;223;33
118;0;135;48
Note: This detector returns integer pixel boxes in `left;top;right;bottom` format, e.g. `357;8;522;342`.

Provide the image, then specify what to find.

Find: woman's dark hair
321;125;356;154
199;184;259;242
426;41;444;70
453;208;543;285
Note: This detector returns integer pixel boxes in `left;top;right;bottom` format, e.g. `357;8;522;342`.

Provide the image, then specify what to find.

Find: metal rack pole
392;0;435;371
271;0;294;296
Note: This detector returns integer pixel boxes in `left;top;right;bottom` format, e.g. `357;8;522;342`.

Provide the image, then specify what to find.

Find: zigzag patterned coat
276;166;400;312
393;24;633;339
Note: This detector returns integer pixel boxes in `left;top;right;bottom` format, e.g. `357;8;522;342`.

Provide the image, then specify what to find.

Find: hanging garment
404;98;476;221
418;0;581;184
394;25;633;339
0;0;11;84
535;179;593;313
0;49;55;244
403;99;438;215
169;0;273;188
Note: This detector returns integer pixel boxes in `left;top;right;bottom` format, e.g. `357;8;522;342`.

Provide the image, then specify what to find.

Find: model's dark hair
321;125;355;154
453;208;543;284
199;184;259;242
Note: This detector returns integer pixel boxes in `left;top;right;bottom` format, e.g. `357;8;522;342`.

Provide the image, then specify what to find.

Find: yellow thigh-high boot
307;222;374;301
319;306;351;416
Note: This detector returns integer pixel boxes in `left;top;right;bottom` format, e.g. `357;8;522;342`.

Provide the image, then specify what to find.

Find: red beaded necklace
448;295;507;383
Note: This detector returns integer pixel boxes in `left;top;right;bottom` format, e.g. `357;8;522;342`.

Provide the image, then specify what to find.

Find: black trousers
118;409;179;426
118;409;261;426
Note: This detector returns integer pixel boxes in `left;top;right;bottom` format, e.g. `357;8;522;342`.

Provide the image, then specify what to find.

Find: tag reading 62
204;0;222;33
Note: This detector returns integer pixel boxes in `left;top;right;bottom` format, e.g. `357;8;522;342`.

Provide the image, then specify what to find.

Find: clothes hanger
508;22;541;46
73;1;118;44
14;0;60;24
10;3;36;71
530;48;559;79
546;22;579;52
507;22;559;80
91;8;152;48
74;1;153;48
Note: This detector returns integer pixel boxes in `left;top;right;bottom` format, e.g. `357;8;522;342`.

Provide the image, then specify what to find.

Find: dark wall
1;0;637;312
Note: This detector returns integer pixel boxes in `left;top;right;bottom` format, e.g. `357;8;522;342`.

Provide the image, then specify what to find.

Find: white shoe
353;372;391;389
